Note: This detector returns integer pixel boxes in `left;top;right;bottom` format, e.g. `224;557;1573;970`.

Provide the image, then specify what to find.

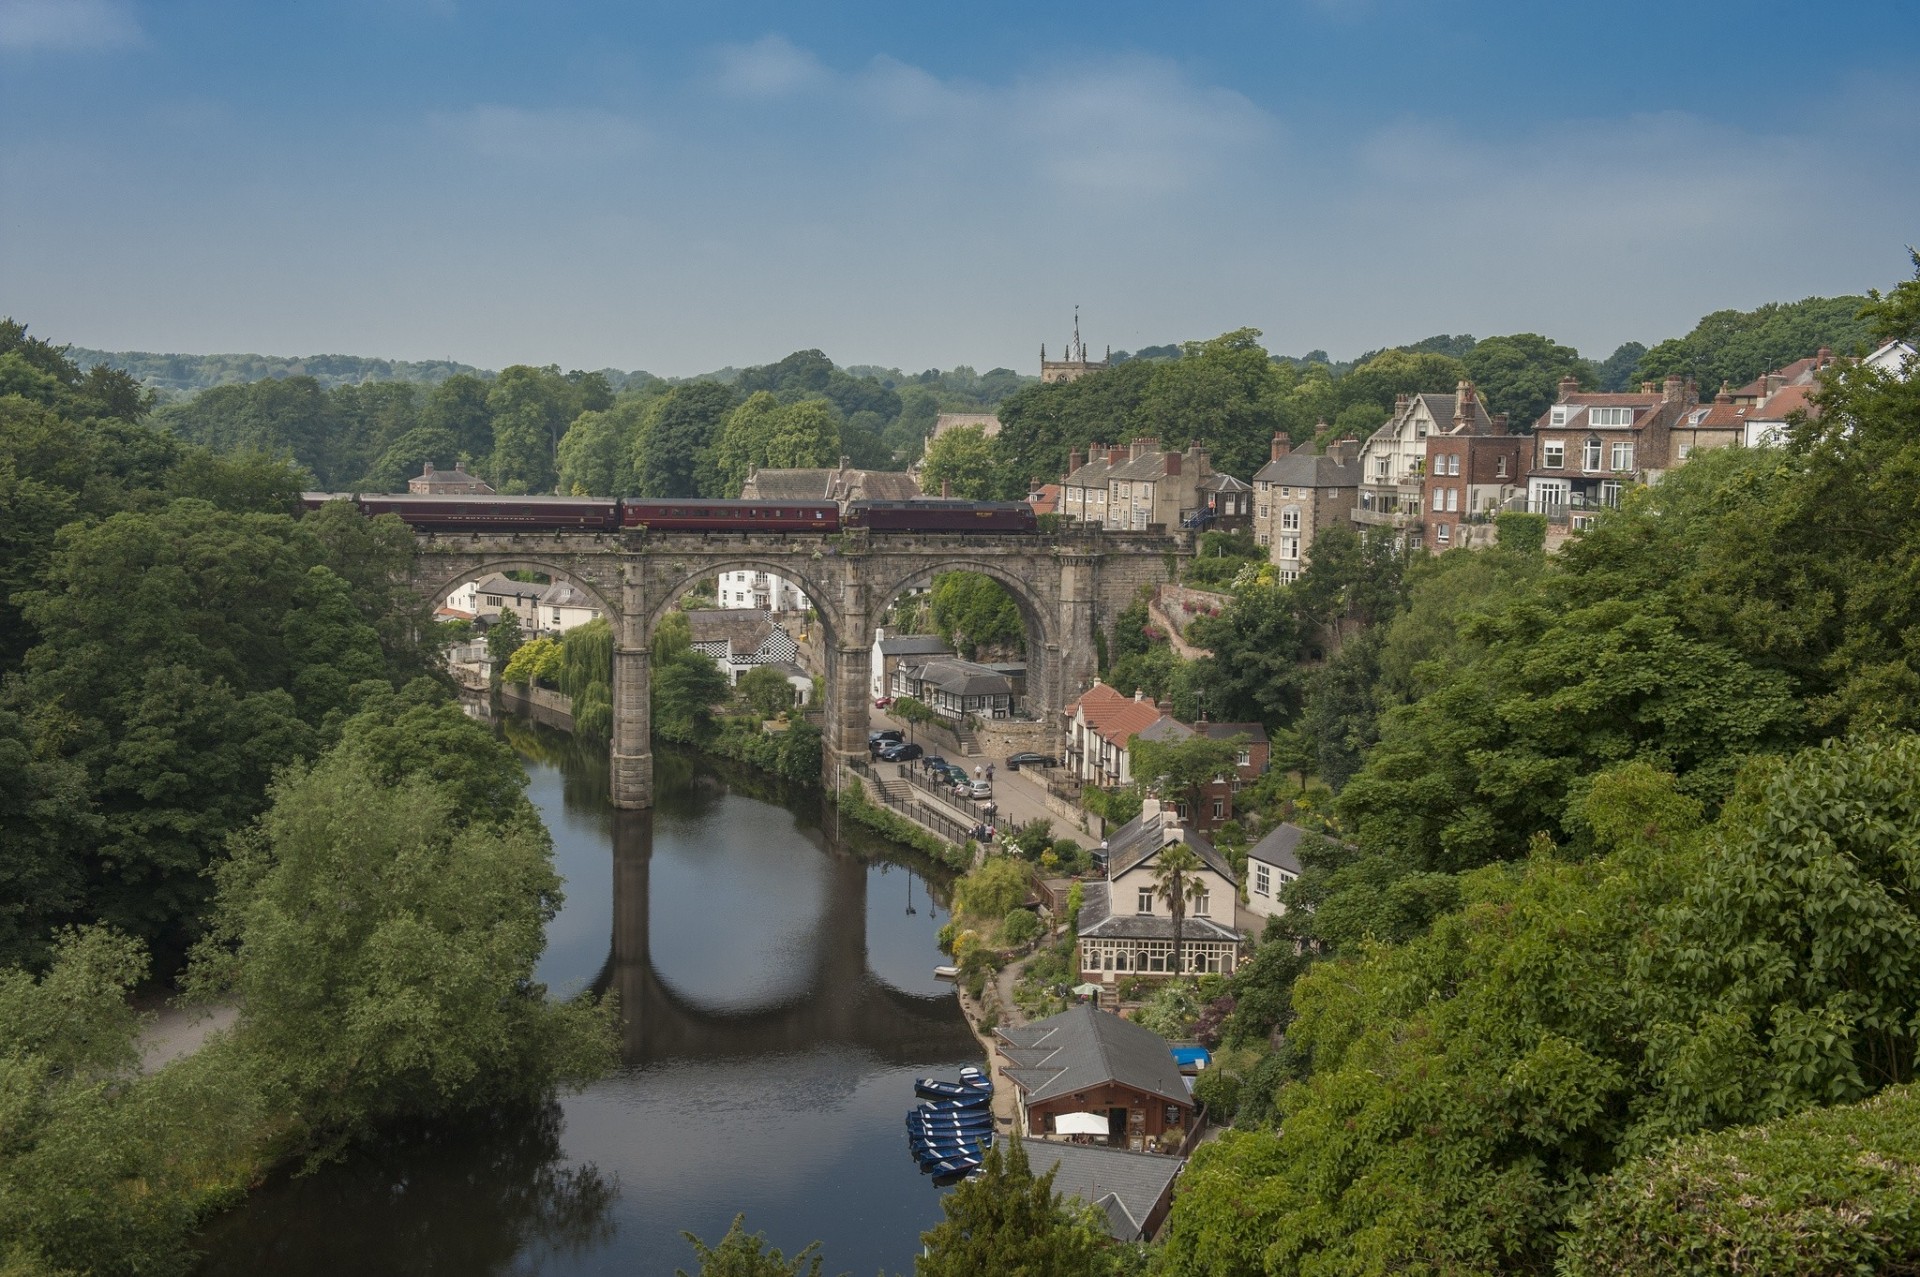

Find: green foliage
1151;842;1209;975
1001;907;1042;949
676;1215;825;1277
916;1133;1109;1277
706;393;842;498
919;424;1001;499
634;381;740;498
1133;978;1204;1040
738;663;798;719
556;617;614;741
1065;881;1084;934
501;636;564;686
1462;331;1589;427
486;608;526;670
1635;292;1874;391
1565;1083;1920;1276
952;856;1031;925
929;571;1025;659
187;737;616;1159
1129;732;1241;818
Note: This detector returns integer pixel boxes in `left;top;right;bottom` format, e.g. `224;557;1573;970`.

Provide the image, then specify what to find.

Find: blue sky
3;0;1916;375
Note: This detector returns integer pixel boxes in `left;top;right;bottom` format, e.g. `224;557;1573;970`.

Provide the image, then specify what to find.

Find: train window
813;510;824;519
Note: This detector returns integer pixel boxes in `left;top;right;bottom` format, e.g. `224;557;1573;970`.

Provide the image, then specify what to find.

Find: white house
1243;823;1309;921
1077;798;1246;980
1063;682;1188;789
536;580;604;635
717;568;806;613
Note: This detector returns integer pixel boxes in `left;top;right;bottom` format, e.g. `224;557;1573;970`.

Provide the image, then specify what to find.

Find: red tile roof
1066;682;1177;750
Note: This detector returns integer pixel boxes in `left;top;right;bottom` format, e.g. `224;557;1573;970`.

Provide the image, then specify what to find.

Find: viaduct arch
410;527;1184;808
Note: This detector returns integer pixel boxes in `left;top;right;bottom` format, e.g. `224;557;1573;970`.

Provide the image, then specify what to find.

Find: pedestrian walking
986;763;995;779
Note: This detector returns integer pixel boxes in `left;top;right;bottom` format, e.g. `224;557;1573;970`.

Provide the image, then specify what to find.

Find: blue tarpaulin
1171;1046;1211;1069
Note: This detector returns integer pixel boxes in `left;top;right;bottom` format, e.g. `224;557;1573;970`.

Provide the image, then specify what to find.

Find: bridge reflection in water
597;804;978;1068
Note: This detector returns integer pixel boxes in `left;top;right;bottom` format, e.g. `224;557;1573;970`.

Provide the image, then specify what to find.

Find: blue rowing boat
918;1095;988;1115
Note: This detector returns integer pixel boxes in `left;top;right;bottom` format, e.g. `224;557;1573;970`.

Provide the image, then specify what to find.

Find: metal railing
848;759;978;845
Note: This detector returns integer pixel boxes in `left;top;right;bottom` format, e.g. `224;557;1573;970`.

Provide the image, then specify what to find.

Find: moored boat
915;1076;992;1101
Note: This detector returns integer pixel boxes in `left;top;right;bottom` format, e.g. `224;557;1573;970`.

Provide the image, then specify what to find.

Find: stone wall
1157;584;1232;634
500;683;574;731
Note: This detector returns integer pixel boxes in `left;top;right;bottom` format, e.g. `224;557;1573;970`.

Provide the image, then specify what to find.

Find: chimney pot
1134;688;1144;702
1642;381;1658;394
423;462;435;474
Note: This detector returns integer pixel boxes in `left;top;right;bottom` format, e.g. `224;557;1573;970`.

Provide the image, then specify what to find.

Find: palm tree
1151;842;1209;979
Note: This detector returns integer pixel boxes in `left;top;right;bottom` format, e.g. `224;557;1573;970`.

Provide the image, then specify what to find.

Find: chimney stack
1454;379;1474;428
1559;375;1581;401
1715;381;1733;403
1663;374;1684;403
1394;392;1410;413
1491;412;1509;436
1068;448;1084;476
1271;432;1291;461
1641;381;1658;394
1817;345;1833;368
1164;450;1181;476
1134;688;1145;702
1109;446;1128;466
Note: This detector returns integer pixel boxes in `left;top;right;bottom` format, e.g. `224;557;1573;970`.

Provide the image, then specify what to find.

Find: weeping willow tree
557;618;614;741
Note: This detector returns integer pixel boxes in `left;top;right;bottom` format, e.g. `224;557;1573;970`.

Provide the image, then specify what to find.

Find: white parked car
968;778;992;800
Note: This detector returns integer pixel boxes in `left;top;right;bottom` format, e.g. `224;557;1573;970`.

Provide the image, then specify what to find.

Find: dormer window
1551;406;1569;426
1591;406;1632;427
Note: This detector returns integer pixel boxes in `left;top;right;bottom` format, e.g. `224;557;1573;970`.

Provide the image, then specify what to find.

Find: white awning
1054;1112;1111;1136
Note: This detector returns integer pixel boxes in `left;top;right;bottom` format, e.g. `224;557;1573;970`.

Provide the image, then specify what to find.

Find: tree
1151;842;1209;978
488;366;574;493
1635;294;1873;391
892;694;937;742
952;856;1032;924
420;373;498;466
1335;348;1468;421
634;381;739;498
487;610;526;671
1129;732;1241;825
929;571;1025;659
1463;332;1589;428
186;743;615;1157
676;1214;825;1277
502;636;564;686
739;664;797;719
920;424;1000;499
916;1132;1108;1277
555;407;632;496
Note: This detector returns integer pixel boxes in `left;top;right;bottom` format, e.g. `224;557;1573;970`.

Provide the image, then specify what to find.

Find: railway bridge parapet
408;528;1186;809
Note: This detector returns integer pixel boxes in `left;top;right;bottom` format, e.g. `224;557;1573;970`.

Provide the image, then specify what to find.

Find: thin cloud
0;0;139;51
714;33;827;98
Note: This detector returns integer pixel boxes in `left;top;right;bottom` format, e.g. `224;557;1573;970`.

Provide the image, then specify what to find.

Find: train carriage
620;499;840;533
355;494;620;533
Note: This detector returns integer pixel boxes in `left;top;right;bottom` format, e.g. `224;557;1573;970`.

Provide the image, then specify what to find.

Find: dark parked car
878;741;923;763
1005;752;1059;771
868;729;904;756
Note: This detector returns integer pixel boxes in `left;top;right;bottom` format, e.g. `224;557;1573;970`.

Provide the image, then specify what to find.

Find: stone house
1060;444;1123;525
739;457;921;504
1251;435;1361;583
1525;375;1695;534
1078;798;1246;980
1104;438;1215;533
997;1003;1196;1151
409;462;494;495
449;572;543;630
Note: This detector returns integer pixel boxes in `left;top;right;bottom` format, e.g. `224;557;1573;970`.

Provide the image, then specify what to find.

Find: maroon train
302;493;1038;535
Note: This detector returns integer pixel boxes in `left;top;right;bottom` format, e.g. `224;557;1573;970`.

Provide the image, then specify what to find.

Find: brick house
1251;434;1361;583
1422;397;1524;552
1352;385;1496;551
1525;375;1696;534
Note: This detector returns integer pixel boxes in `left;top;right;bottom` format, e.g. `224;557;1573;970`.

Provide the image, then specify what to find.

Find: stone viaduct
409;526;1183;808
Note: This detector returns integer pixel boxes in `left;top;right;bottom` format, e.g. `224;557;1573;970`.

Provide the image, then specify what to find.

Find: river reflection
195;728;978;1276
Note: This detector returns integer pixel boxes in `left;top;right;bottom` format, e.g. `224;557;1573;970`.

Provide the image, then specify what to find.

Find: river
194;721;980;1276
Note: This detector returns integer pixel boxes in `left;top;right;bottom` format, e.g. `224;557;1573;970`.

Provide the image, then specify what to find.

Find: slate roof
1024;1142;1185;1242
739;466;921;502
1199;473;1251;493
995;1004;1192;1109
1197;721;1266;746
1063;453;1114;489
1076;881;1245;944
908;658;1013;697
1252;442;1362;488
538;580;600;610
471;572;543;602
686;608;775;654
1247;823;1308;876
1101;805;1234;881
876;634;955;658
1134;716;1194;745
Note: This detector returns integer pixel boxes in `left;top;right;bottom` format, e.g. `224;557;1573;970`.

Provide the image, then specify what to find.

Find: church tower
1039;307;1112;384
